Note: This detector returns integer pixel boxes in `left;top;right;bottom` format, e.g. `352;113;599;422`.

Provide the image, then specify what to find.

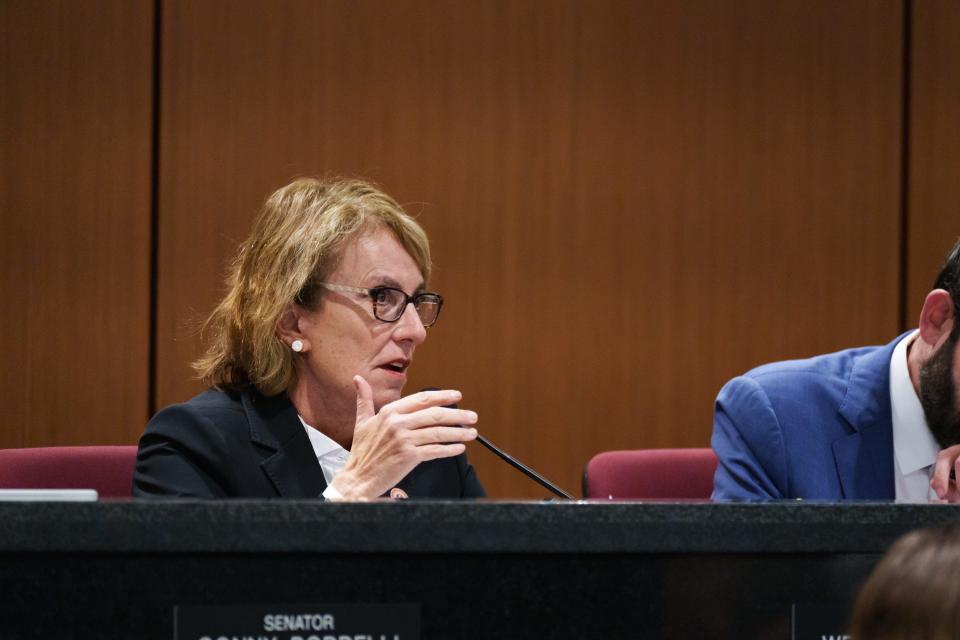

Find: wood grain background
1;0;153;447
907;0;960;320
2;0;957;498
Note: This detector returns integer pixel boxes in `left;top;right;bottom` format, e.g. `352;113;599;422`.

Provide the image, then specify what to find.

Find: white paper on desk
0;489;98;501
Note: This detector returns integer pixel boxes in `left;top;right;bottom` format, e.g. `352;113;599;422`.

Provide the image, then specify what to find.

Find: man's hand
930;444;960;502
329;375;479;500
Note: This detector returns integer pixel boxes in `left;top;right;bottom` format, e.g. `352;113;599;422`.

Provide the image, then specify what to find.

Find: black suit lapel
242;390;327;497
388;468;420;499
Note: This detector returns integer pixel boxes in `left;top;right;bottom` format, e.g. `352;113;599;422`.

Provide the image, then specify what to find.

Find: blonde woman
133;178;483;500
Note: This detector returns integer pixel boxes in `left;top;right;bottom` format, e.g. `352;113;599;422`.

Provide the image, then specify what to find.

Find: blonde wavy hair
194;177;431;396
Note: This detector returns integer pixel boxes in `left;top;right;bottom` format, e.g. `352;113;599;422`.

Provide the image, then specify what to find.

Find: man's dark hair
933;239;960;330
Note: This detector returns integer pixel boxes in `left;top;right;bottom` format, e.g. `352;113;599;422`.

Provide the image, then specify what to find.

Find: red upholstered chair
582;448;719;499
0;446;138;498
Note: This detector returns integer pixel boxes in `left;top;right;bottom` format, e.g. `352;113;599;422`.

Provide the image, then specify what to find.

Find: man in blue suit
712;240;960;501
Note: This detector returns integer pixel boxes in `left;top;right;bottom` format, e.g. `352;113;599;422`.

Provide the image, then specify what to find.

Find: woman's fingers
416;443;467;461
379;389;463;415
387;407;477;431
353;375;376;425
340;387;478;499
407;425;478;447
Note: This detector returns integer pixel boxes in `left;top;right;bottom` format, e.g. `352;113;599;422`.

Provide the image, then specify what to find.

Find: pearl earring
291;339;304;353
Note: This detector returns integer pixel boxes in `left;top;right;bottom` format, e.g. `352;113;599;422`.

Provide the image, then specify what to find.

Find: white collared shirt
889;330;941;502
299;416;349;500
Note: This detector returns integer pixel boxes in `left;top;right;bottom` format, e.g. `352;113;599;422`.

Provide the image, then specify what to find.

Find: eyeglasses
317;282;444;328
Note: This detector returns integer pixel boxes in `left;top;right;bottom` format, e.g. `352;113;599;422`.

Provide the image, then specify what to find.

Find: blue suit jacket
711;334;910;501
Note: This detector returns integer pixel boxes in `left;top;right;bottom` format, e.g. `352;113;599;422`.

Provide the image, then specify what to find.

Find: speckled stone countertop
3;500;959;554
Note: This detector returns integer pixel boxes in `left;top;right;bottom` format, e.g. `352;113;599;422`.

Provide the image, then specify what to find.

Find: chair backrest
0;446;138;498
583;448;719;499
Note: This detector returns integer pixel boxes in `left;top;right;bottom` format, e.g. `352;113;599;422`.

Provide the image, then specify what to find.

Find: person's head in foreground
849;525;960;639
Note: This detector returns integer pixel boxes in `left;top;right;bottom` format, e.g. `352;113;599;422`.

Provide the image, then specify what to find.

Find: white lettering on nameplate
791;603;852;640
176;604;418;640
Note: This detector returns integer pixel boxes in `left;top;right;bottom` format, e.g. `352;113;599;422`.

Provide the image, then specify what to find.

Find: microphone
473;432;575;500
424;388;575;500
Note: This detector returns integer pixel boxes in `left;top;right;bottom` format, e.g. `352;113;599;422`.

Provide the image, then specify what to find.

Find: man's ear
918;289;956;350
276;304;308;351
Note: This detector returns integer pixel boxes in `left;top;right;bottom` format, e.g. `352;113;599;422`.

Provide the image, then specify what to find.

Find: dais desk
2;501;958;639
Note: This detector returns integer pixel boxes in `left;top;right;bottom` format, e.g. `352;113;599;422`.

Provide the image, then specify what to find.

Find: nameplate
791;602;851;640
174;603;419;640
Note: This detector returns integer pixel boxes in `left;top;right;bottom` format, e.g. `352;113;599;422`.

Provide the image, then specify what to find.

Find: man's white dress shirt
889;331;941;502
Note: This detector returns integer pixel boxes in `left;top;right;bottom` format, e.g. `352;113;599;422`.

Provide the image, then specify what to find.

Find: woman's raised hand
329;375;478;500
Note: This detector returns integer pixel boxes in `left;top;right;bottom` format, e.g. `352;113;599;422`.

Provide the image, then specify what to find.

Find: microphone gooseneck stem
418;388;574;500
476;434;575;500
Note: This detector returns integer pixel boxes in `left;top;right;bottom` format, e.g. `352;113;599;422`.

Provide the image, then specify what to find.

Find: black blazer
133;387;485;499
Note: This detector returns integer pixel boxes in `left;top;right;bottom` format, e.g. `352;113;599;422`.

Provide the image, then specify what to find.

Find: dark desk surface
3;499;960;553
2;500;959;639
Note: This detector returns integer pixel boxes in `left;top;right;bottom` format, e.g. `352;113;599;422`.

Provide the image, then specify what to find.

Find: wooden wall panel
157;0;902;497
907;0;960;318
0;1;154;447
